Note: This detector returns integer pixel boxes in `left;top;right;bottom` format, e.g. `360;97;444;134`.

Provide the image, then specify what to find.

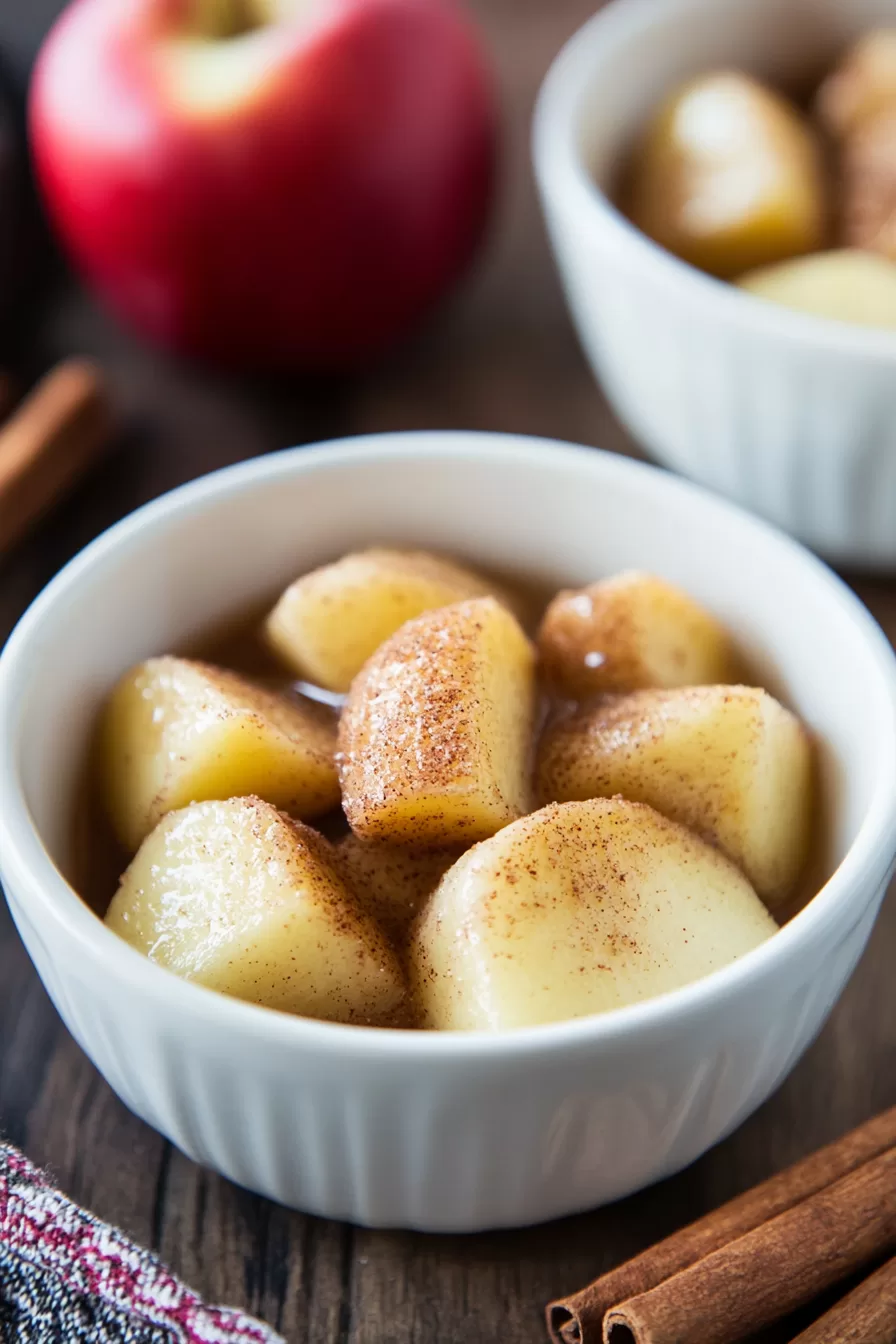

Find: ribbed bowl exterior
543;214;896;566
4;866;889;1231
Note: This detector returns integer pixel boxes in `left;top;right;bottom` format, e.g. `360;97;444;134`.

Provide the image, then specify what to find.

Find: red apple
29;0;495;370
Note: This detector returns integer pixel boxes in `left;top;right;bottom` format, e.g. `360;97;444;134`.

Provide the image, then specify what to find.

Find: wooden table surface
1;3;894;1341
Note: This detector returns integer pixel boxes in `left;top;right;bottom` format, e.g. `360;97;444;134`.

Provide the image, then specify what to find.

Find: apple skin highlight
29;0;496;371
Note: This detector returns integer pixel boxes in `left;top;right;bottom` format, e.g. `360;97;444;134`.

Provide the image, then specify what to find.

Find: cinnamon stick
546;1105;896;1344
602;1146;896;1344
789;1254;896;1344
0;359;113;554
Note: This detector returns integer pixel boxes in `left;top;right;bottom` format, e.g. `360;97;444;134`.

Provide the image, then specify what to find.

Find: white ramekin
1;433;895;1231
534;0;896;567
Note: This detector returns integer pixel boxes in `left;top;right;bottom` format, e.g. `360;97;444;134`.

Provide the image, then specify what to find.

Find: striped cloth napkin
0;1141;284;1343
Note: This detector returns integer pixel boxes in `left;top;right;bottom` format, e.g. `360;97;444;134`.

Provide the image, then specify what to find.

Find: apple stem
190;0;266;39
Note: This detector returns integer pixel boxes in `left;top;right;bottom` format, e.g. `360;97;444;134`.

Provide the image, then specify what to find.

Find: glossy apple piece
815;29;896;140
739;249;896;328
411;799;777;1031
29;0;495;371
626;71;826;279
107;796;406;1023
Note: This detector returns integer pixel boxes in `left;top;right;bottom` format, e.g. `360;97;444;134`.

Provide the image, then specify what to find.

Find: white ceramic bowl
534;0;896;567
1;433;895;1232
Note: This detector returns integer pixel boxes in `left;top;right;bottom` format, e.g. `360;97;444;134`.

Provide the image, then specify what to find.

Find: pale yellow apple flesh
627;71;827;278
266;547;501;692
536;684;813;910
100;655;339;851
537;570;734;697
815;29;896;139
411;798;777;1031
106;796;406;1023
738;249;896;327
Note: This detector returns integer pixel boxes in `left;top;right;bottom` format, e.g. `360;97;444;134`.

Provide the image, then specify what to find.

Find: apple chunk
815;29;896;139
100;656;339;851
626;71;826;278
738;249;896;326
338;597;535;847
411;798;777;1030
30;0;496;371
536;685;812;910
105;797;405;1023
537;570;734;697
265;548;501;692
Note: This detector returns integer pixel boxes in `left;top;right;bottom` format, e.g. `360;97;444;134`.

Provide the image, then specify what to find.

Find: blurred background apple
28;0;496;372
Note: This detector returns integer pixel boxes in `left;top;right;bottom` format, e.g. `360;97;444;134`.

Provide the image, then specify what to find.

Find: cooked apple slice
100;656;339;851
538;570;734;697
265;548;503;692
626;71;826;278
339;596;535;847
334;834;458;942
815;29;896;139
536;685;812;909
411;798;777;1030
838;115;896;261
738;249;896;326
105;797;405;1023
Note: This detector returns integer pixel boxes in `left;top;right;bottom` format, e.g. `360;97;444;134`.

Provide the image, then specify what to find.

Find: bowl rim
532;0;896;363
2;430;896;1060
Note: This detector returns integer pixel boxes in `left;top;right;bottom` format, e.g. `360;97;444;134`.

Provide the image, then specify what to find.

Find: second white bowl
534;0;896;566
1;433;895;1230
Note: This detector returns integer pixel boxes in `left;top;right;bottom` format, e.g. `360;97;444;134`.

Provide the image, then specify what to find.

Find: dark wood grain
0;3;894;1342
